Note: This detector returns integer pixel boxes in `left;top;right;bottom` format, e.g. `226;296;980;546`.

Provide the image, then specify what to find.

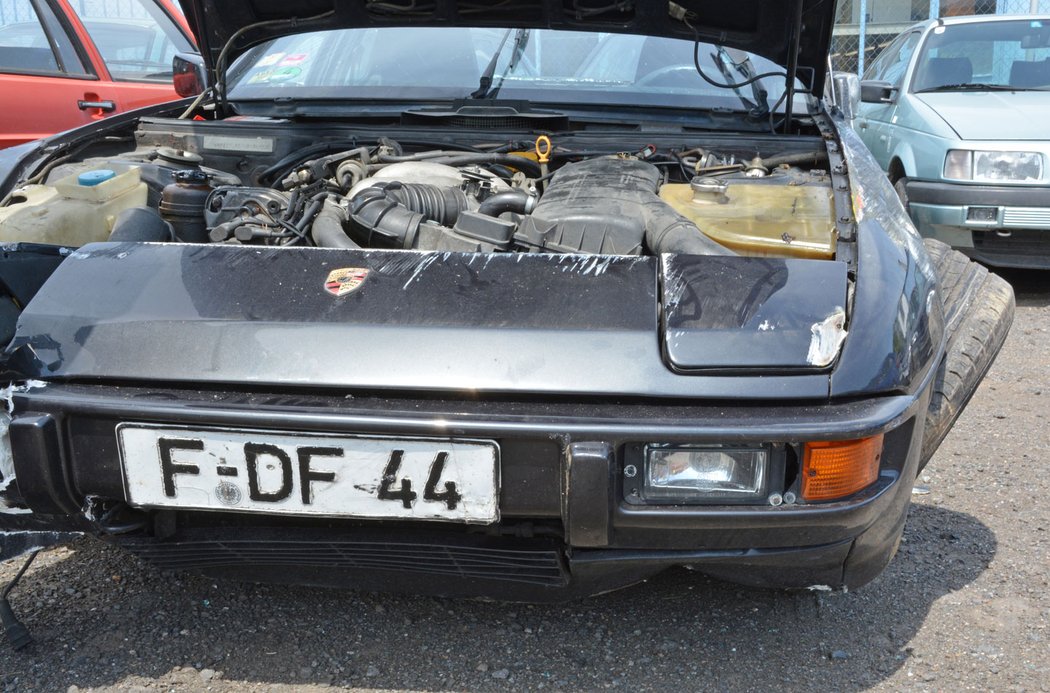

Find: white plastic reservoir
0;166;147;246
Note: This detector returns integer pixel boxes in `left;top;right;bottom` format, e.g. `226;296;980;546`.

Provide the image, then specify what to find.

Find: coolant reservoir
659;171;837;259
0;166;148;246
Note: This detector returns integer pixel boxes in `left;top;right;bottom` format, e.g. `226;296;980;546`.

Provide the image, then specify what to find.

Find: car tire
918;239;1015;472
893;176;910;214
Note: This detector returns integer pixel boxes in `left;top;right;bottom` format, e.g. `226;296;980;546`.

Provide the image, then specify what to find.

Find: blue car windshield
227;27;797;112
913;19;1050;91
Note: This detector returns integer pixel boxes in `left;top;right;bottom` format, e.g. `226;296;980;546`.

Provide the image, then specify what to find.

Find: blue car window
915;19;1050;90
0;0;87;76
66;0;192;82
227;27;801;113
864;31;920;88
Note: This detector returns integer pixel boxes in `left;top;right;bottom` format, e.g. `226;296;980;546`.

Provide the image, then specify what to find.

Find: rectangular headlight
642;445;768;503
944;150;1043;182
972;151;1042;182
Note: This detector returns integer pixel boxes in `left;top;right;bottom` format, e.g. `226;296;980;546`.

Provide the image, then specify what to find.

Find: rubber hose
643;200;736;256
109;207;175;243
387;183;470;226
760;150;828;168
311;200;361;249
348;186;427;249
426;154;543;178
346;183;473;248
477;190;534;217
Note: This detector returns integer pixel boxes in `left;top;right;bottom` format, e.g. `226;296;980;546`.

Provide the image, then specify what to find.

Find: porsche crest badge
324;267;369;296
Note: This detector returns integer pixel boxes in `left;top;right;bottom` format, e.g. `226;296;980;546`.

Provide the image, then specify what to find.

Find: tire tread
919;239;1014;471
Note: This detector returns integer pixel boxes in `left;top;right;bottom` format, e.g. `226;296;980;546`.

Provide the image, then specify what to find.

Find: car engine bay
0;120;841;261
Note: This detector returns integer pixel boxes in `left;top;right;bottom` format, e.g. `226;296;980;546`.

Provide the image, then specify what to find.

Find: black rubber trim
907;180;1050;207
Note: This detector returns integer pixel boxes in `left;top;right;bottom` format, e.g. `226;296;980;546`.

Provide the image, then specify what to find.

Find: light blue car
848;15;1050;269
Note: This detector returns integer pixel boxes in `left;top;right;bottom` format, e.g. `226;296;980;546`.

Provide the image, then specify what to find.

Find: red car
0;0;193;149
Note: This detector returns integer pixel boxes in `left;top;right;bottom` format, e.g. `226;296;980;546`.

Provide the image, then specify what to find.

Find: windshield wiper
471;29;513;99
714;46;770;117
917;82;1042;93
471;28;530;100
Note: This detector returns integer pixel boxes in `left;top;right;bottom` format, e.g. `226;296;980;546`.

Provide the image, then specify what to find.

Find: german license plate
117;425;499;523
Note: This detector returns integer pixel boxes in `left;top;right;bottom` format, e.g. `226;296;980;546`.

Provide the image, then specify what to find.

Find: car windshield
227;27;797;113
912;18;1050;92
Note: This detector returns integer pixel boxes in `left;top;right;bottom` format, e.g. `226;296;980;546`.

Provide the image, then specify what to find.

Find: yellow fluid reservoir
0;166;147;246
659;171;837;259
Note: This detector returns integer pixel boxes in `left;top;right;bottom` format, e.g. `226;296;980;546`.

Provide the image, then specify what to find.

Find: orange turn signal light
801;434;884;502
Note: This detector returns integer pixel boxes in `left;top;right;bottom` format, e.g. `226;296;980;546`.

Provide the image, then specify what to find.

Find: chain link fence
71;0;149;18
0;0;36;23
1;0;153;23
831;0;1050;74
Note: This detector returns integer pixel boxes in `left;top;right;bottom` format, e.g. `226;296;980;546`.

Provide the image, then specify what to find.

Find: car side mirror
830;71;861;120
173;52;208;98
860;80;898;104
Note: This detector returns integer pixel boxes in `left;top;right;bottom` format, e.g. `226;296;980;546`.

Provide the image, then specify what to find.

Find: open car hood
177;0;835;95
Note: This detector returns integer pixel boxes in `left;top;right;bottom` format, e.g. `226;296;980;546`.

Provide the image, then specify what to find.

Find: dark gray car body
0;1;1009;606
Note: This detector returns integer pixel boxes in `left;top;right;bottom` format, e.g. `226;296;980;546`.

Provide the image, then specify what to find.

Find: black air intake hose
478;190;535;217
643;202;734;256
348;182;471;248
388;182;471;226
311;199;360;249
109;207;175;242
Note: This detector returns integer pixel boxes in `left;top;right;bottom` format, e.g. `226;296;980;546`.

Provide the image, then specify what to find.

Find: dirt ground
0;269;1047;693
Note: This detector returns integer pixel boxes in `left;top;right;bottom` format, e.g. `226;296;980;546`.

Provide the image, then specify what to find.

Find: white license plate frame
117;424;499;524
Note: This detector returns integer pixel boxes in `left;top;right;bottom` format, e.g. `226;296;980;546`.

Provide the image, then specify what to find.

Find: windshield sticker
279;53;308;66
268;66;302;83
247;69;275;84
256;52;285;67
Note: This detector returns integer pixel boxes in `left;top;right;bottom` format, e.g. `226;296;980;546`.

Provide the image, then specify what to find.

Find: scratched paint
0;381;48;509
806;308;848;367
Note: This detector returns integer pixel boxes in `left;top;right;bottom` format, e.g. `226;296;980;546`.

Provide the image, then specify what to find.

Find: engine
158;153;733;257
0;138;837;260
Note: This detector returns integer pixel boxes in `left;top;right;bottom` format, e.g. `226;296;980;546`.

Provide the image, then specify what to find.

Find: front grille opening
973;229;1050;256
119;527;569;587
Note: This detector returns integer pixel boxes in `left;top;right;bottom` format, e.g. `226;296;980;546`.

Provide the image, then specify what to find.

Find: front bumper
1;383;927;598
906;180;1050;267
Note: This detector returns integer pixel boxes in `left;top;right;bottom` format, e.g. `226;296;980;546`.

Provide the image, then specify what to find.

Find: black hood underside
178;0;835;95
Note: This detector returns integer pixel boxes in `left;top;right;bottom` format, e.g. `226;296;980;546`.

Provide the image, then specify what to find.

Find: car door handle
77;100;116;112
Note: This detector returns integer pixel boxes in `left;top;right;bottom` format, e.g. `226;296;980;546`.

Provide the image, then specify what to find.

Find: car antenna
0;550;39;650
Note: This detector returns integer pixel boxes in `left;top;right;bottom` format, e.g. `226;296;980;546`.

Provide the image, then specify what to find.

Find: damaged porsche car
0;0;1016;647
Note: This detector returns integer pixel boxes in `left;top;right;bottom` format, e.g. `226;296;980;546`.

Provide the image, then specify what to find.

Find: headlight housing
943;150;1043;182
636;445;770;504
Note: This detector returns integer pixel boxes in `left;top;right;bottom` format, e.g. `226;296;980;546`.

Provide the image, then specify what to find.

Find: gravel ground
0;270;1047;693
